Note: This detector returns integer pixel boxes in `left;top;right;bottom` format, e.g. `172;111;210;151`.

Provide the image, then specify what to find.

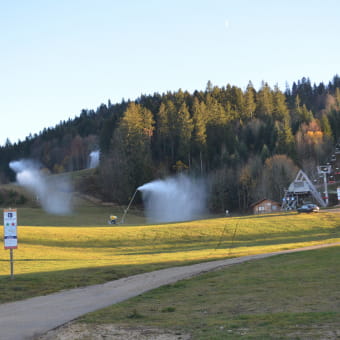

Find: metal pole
323;172;329;206
120;188;138;224
10;249;14;280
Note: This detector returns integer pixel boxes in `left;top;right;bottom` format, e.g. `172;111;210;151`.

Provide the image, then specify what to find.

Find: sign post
3;209;18;279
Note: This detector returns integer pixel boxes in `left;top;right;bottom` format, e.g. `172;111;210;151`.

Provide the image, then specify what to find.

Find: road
0;242;339;340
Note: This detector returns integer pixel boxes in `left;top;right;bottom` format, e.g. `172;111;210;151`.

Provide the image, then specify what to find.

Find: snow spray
138;174;207;223
9;159;73;215
88;150;100;168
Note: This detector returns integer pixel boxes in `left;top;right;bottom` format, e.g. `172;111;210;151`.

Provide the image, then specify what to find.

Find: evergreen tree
320;114;332;139
155;101;170;159
205;93;227;125
192;98;207;172
163;100;178;161
274;120;295;158
244;81;257;119
291;95;313;134
117;103;155;192
335;88;340;108
205;94;228;167
206;80;213;93
229;86;245;118
255;82;274;119
1;75;340;210
273;85;290;122
327;109;340;141
176;102;194;164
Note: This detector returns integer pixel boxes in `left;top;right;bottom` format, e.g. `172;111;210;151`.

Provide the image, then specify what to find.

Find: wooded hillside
1;76;340;212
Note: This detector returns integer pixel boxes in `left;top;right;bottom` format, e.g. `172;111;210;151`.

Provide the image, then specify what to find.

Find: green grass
0;205;339;338
0;211;339;305
11;204;146;226
79;246;340;339
0;174;146;226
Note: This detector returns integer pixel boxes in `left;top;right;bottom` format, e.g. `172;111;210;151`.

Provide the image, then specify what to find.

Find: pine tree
335;88;340;108
244;81;257;119
205;94;227;126
192;98;207;173
155;102;170;158
118;103;155;191
291;95;313;134
320;114;332;139
176;102;194;164
255;82;274;119
205;94;228;167
273;85;290;122
274;120;295;158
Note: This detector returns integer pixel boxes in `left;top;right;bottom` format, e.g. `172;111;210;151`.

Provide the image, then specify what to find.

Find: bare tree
259;155;298;202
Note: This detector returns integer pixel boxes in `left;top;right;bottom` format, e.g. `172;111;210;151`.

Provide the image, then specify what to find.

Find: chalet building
250;199;282;215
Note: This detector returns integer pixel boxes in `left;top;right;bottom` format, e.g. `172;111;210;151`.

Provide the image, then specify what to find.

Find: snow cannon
108;215;118;225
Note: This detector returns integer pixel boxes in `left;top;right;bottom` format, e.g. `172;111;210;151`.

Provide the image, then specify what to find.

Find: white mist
138;174;207;223
9;160;73;215
88;150;100;168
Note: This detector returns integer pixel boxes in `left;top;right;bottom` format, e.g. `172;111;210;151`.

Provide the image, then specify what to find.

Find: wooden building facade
250;199;282;215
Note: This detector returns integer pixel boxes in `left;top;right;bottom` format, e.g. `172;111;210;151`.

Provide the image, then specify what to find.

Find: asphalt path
0;242;339;340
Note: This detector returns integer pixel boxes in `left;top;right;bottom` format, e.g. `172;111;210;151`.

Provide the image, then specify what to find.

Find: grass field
0;210;339;305
0;205;339;338
80;245;340;339
2;171;339;338
12;204;146;226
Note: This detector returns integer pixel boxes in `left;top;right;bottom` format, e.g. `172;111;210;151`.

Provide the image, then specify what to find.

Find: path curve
0;242;339;340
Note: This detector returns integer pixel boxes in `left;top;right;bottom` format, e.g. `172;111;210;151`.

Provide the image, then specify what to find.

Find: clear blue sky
1;0;340;145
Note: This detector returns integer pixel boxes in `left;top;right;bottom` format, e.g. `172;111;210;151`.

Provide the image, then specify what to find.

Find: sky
1;0;340;145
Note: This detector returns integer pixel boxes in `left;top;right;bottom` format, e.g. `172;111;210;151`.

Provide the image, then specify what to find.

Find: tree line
1;76;340;212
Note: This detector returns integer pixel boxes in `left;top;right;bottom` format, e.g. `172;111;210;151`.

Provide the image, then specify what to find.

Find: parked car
297;204;320;213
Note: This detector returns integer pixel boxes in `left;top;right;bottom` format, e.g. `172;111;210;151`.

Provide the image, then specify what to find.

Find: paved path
0;242;339;340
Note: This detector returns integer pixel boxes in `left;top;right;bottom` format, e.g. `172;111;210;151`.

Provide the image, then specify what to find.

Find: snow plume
9;160;73;215
88;150;100;168
138;174;207;223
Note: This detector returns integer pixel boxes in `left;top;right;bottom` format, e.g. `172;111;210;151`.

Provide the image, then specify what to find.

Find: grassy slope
80;245;339;339
0;211;339;304
0;183;145;226
1;170;339;337
13;203;146;226
0;167;145;226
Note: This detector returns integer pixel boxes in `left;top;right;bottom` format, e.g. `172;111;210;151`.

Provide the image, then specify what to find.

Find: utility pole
317;165;331;206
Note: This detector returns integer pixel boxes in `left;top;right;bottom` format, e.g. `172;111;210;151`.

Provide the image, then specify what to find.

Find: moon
224;19;230;29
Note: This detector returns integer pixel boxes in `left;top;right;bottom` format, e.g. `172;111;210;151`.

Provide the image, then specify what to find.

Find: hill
1;76;340;212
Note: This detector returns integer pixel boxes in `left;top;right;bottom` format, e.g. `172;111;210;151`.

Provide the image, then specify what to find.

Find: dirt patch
286;324;340;340
36;322;191;340
36;322;340;340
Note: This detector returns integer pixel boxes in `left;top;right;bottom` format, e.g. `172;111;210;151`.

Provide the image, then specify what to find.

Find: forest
1;76;340;212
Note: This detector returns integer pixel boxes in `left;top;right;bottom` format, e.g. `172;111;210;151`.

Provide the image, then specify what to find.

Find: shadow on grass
0;259;213;304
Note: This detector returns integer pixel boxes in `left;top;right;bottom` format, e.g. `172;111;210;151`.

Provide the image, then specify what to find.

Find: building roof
249;198;281;208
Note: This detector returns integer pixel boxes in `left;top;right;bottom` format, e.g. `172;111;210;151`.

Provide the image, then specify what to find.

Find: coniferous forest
1;76;340;212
